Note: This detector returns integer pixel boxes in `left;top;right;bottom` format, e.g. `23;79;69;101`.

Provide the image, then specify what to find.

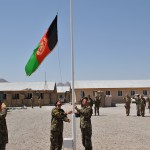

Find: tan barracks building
73;80;150;105
0;82;57;107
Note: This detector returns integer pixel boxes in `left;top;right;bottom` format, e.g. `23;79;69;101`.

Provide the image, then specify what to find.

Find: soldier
140;95;146;117
50;100;72;150
30;93;34;108
147;95;150;114
94;95;101;116
123;94;131;116
75;97;93;150
38;96;42;108
0;102;8;150
134;94;141;116
88;95;93;108
80;99;83;108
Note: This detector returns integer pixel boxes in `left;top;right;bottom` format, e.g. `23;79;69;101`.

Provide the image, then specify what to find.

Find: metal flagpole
70;0;76;149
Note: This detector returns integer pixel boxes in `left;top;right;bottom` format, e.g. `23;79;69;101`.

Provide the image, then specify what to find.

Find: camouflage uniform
147;96;150;114
140;96;146;117
88;97;93;108
38;97;42;108
30;97;34;108
123;95;131;116
50;107;69;150
134;95;141;116
0;107;8;150
94;96;101;116
76;106;93;150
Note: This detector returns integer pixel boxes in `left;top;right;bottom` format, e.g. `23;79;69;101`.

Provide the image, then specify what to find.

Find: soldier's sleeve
0;108;7;117
78;107;92;118
52;108;67;119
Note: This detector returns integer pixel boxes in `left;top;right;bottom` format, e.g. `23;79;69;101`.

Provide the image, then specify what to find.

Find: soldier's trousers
141;106;145;117
50;131;63;150
136;104;141;116
0;143;6;150
94;106;100;115
125;103;130;116
126;107;130;116
81;128;92;150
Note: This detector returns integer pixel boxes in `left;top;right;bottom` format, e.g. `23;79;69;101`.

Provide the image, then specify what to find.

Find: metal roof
0;82;56;91
57;86;70;93
72;80;150;89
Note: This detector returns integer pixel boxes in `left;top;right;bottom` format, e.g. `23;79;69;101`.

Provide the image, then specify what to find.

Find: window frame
131;90;136;96
143;90;148;96
106;91;111;96
118;90;123;97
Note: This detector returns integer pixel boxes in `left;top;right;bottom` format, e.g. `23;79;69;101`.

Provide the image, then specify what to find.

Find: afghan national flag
25;15;58;76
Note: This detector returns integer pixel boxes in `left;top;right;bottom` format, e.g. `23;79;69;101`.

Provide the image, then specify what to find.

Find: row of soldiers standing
124;94;150;117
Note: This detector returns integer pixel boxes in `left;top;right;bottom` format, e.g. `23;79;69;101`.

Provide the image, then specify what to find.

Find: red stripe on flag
36;33;51;64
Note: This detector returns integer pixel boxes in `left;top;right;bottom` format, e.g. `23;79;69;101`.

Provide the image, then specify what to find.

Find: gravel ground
5;103;150;150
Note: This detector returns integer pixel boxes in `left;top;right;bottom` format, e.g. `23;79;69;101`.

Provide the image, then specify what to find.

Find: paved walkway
5;103;150;150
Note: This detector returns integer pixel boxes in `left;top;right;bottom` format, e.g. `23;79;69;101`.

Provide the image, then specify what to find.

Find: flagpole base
63;138;73;148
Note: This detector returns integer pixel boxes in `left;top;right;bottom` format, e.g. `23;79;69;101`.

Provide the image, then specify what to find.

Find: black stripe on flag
46;15;58;51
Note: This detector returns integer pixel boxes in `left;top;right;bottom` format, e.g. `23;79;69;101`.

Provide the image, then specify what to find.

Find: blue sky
0;0;150;83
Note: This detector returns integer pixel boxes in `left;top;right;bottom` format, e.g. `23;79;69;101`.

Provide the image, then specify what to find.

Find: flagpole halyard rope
57;44;63;84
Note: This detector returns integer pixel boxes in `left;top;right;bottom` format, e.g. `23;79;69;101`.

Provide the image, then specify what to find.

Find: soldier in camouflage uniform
134;94;141;116
38;96;42;108
140;95;146;117
88;95;93;108
0;102;8;150
30;93;34;108
75;97;93;150
94;96;101;116
123;94;131;116
147;95;150;114
50;100;72;150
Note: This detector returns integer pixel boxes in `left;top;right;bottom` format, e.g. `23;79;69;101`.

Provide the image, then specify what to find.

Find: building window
25;93;32;99
12;94;19;99
118;91;122;96
80;91;85;98
40;93;44;99
59;95;63;99
143;90;147;96
93;91;97;97
3;94;6;99
131;91;136;96
106;91;111;95
0;92;4;100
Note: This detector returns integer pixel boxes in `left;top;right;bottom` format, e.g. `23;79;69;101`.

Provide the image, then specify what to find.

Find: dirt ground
5;103;150;150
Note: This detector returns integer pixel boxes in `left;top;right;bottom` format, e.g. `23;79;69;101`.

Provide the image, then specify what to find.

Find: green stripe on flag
25;44;40;76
